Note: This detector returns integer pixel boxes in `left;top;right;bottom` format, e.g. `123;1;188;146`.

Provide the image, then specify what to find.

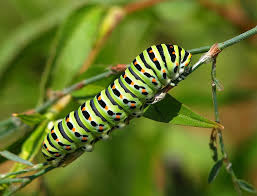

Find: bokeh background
0;0;256;195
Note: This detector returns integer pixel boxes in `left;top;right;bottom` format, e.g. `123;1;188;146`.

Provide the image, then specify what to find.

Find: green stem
0;162;47;179
210;52;241;195
3;166;55;196
35;70;113;113
211;58;220;123
189;25;257;55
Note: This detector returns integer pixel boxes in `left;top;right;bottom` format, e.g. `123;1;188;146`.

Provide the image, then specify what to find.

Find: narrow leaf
0;151;33;166
12;113;46;126
49;6;107;90
0;1;89;78
144;94;222;128
11;121;48;172
208;159;223;183
237;179;257;194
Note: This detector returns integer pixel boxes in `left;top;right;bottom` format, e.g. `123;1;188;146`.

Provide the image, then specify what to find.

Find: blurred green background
0;0;257;195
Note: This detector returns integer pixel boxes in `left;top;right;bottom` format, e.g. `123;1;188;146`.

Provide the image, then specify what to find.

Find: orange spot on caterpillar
142;89;146;93
119;95;123;98
46;148;49;151
149;50;153;53
141;69;145;73
88;117;92;121
153;57;157;61
65;146;71;150
131;81;134;85
99;126;103;130
176;62;179;66
162;69;166;73
82;107;86;111
172;51;175;54
116;115;120;119
51;130;54;133
123;74;127;78
185;63;188;66
152;78;156;83
72;128;75;132
56;138;59;142
55;153;60;156
105;106;108;110
134;61;138;65
170;45;173;48
82;137;87;141
112;85;116;89
131;103;135;107
66;118;70;122
98;96;101;101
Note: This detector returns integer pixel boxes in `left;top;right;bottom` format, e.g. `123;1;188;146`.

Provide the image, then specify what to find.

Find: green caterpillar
42;44;192;166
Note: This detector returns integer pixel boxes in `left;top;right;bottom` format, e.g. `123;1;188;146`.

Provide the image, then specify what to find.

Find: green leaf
237;179;257;194
49;5;107;90
208;159;223;183
11;121;48;172
0;150;33;166
12;113;46;126
143;94;222;128
0;1;89;78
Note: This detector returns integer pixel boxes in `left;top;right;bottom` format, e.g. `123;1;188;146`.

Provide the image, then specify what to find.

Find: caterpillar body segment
42;44;192;166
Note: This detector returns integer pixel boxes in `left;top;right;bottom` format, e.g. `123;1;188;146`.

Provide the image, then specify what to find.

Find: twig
3;166;55;196
0;163;47;179
210;57;242;195
189;25;257;69
35;70;113;113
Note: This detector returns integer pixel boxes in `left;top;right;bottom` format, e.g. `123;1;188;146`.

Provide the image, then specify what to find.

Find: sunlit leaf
49;5;107;90
208;159;223;183
144;94;222;128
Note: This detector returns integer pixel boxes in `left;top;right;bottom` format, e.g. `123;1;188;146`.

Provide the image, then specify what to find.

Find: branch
35;70;113;113
189;25;257;70
3;166;55;196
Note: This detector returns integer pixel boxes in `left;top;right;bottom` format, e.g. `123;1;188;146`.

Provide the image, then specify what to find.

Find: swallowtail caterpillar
42;44;192;166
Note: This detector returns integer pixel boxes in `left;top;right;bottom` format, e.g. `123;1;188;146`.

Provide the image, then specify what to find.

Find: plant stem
189;25;257;54
0;162;47;179
211;58;220;123
3;166;55;196
211;54;241;196
35;70;112;113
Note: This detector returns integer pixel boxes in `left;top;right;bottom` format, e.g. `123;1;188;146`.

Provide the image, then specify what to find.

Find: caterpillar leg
149;92;167;104
147;84;175;104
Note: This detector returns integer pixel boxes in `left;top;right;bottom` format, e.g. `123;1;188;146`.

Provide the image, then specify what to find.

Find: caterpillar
42;44;192;166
